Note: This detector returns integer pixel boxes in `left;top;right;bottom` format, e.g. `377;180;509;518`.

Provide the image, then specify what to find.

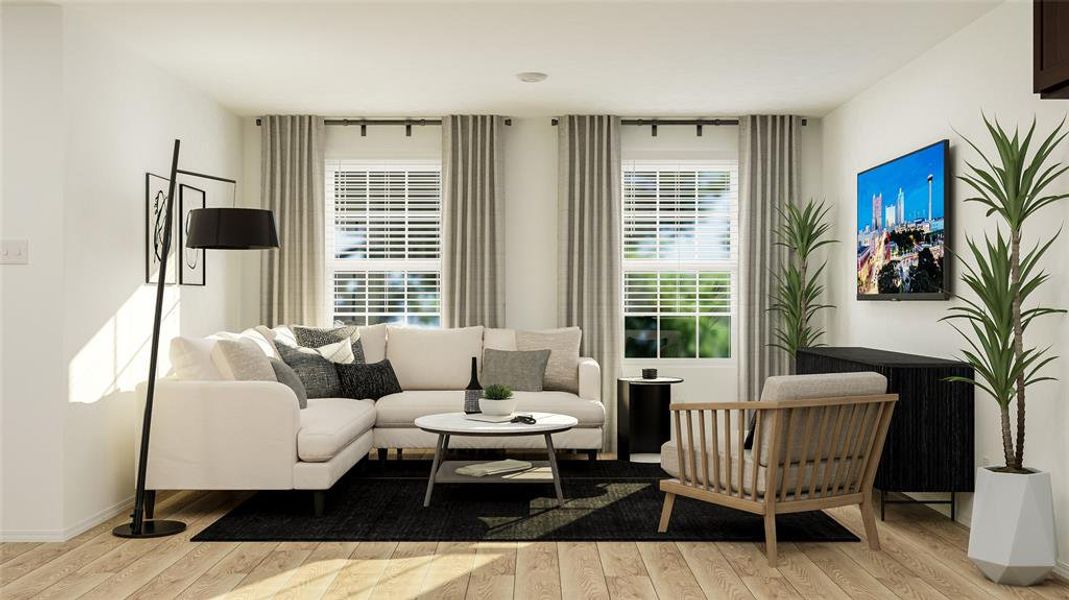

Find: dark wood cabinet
797;347;974;519
1035;0;1069;99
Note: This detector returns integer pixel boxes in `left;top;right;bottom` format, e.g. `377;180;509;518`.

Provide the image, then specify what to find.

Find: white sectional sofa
144;324;603;514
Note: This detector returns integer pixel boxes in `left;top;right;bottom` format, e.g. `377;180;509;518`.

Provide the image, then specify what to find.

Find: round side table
616;376;684;463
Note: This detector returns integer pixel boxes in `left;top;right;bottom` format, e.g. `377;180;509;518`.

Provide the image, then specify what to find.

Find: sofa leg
313;491;326;517
397;448;403;461
378;448;388;463
587;450;598;462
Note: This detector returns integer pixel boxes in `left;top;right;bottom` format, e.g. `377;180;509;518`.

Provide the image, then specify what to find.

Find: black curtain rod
550;117;806;136
549;117;808;126
254;118;512;126
255;117;512;136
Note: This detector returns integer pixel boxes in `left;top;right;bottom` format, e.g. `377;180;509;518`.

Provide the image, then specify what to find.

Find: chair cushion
759;372;887;465
374;390;606;428
660;440;855;497
298;398;376;462
386;326;485;390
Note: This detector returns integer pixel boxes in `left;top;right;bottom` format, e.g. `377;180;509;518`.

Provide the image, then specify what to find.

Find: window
622;161;738;359
326;161;442;327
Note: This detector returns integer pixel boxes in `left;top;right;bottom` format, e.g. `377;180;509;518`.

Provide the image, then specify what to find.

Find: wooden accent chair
657;372;897;566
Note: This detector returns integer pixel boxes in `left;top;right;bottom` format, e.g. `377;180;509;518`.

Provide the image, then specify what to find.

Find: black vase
464;356;481;414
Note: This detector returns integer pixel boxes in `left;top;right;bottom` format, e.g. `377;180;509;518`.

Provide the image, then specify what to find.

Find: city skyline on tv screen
856;141;947;297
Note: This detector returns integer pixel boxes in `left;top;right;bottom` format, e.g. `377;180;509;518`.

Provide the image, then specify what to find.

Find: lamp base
112;519;186;538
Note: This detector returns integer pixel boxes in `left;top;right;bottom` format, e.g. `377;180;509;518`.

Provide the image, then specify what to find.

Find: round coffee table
414;412;578;507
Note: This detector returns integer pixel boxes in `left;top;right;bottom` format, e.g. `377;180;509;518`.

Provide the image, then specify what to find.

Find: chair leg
763;512;778;567
658;493;676;533
860;497;881;550
313;491;326;517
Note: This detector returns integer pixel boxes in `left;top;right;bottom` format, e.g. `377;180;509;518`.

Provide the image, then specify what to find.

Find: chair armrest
138;380;300;490
577;357;601;401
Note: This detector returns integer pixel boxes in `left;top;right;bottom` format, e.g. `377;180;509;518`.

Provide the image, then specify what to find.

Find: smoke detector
516;72;548;83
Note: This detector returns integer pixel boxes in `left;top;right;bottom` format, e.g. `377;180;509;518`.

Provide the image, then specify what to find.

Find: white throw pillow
386;325;484;390
359;323;388;363
293;339;355;364
484;328;517;351
211;338;276;381
516;327;582;393
170;336;223;380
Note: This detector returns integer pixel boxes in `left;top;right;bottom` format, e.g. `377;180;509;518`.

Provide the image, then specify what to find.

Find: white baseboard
0;495;132;542
1054;560;1069;582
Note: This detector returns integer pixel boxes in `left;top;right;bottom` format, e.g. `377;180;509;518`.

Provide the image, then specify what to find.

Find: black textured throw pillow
277;343;341;399
336;359;402;401
293;325;366;364
269;357;308;409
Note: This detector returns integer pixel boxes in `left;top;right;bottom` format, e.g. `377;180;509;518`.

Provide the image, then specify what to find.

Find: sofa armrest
577;357;601;401
138;380;300;490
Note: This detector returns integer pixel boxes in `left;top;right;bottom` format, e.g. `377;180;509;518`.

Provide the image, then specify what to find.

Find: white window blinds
622;161;738;359
326;161;442;327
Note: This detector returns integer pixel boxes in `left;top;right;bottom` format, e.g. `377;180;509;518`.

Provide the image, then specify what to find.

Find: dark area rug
193;460;859;543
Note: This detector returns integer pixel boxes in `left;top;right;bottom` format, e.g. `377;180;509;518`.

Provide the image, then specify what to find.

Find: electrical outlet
0;240;29;265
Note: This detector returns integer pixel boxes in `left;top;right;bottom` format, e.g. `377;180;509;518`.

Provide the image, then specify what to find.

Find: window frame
621;159;740;364
324;159;443;327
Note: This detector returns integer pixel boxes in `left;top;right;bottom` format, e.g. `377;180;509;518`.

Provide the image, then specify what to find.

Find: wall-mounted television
856;140;950;300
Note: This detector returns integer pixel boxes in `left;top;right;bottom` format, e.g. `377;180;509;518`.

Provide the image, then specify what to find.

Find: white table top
414;412;578;436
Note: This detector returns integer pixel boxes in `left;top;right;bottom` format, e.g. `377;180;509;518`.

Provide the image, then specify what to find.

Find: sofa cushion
336;359;403;401
360;323;388;363
277;344;342;398
297;397;377;462
269;358;308;409
212;338;277;381
516;327;581;393
374;390;605;429
484;328;517;350
386;326;485;390
481;348;550;392
294;325;366;364
170;336;222;380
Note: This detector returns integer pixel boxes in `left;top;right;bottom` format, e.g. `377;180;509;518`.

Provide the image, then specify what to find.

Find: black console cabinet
797;347;974;519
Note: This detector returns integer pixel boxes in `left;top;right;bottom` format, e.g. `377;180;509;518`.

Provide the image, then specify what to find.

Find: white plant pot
479;397;517;416
968;467;1057;586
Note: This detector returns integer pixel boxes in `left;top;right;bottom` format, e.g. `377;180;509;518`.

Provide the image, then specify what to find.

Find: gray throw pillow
336;360;403;401
269;358;308;409
277;343;341;399
293;325;366;364
481;348;551;392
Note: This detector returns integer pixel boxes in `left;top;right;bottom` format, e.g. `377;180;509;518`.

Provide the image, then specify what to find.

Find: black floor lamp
113;139;278;538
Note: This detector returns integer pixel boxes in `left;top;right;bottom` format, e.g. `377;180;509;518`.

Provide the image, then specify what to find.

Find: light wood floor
2;470;1067;599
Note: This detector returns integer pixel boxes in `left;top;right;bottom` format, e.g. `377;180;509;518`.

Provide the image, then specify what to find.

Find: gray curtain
557;115;622;450
442;115;506;328
738;115;802;402
260;115;326;326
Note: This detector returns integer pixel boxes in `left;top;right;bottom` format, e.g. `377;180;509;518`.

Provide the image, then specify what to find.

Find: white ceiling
67;1;1000;118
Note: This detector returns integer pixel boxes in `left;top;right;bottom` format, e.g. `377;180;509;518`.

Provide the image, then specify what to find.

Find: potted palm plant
770;198;837;367
947;116;1066;586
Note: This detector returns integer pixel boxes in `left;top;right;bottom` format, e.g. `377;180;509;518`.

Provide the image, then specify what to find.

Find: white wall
822;1;1068;572
239;117;823;410
1;5;245;540
1;4;69;537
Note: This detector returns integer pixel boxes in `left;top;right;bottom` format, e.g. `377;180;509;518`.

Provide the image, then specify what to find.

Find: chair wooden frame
657;393;898;566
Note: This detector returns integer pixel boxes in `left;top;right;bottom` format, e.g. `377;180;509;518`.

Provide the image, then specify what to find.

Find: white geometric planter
968;468;1057;586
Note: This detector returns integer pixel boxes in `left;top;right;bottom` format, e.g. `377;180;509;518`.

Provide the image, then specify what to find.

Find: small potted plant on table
480;384;517;416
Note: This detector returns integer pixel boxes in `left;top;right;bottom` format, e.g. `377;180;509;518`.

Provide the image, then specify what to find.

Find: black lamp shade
186;208;278;250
